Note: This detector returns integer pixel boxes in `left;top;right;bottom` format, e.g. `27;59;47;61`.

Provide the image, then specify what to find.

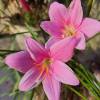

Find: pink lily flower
19;0;31;12
5;37;79;100
40;0;100;50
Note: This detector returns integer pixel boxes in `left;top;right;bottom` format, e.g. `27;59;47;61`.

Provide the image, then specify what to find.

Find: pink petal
45;37;61;49
5;51;34;73
40;21;62;37
19;0;31;12
42;73;60;100
49;2;68;24
52;60;79;85
79;18;100;38
19;67;44;91
25;37;47;62
69;0;83;26
50;37;78;62
76;32;86;50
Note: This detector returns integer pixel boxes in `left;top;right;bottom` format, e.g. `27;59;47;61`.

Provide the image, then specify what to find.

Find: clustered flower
5;0;100;100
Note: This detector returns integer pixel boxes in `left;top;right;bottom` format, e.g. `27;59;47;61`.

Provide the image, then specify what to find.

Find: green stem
0;50;19;52
0;50;20;58
30;90;34;100
70;60;100;99
66;85;87;100
87;0;93;16
0;31;29;39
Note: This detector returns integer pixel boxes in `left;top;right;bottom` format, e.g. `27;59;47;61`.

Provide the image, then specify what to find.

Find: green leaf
69;60;100;99
0;76;7;85
66;85;87;100
0;32;29;39
25;23;38;39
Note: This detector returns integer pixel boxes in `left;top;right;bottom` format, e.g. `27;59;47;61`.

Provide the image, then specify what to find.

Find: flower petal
25;37;47;62
5;51;34;73
19;0;31;12
45;37;60;49
52;60;79;85
69;0;83;26
40;21;62;37
49;2;68;24
50;37;78;62
42;73;60;100
19;67;44;91
79;18;100;38
76;32;86;50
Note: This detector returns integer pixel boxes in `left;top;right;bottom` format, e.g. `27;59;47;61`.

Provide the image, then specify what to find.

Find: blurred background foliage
0;0;100;100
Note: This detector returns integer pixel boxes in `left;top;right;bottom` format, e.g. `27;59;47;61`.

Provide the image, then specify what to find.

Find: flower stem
69;59;100;99
0;31;29;39
87;0;93;16
66;85;87;100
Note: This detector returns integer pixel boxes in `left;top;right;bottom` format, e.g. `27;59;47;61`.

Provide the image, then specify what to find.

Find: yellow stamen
62;25;76;38
42;58;51;73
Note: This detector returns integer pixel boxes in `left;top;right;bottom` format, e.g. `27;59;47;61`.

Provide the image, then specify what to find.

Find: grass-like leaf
68;60;100;100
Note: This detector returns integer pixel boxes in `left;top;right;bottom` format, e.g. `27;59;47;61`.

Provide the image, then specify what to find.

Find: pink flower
19;0;31;12
5;37;79;100
40;0;100;50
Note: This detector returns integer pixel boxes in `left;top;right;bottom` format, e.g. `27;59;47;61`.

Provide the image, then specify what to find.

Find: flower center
62;25;76;38
41;58;51;72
